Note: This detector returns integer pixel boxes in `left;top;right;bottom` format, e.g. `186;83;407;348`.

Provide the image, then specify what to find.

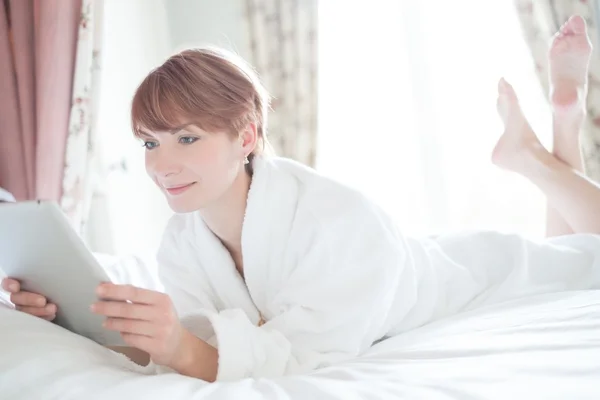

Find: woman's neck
199;169;251;261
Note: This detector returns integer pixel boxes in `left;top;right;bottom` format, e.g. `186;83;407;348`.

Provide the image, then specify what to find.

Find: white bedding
1;289;599;399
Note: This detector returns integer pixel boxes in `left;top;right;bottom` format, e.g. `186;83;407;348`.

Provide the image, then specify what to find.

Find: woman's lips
165;182;195;195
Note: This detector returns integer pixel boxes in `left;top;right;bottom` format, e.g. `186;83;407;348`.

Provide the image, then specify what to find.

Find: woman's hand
1;278;57;320
91;283;187;367
92;283;219;381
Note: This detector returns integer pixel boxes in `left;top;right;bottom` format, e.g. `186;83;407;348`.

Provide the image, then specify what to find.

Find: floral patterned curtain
514;0;600;179
244;0;318;167
60;0;105;237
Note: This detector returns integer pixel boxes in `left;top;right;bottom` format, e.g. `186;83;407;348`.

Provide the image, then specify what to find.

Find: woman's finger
1;278;20;293
96;284;163;305
41;314;57;321
16;303;57;317
103;318;157;336
11;291;47;307
91;301;157;321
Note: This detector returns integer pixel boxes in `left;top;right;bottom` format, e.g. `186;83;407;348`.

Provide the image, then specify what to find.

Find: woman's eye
142;141;158;150
179;136;198;145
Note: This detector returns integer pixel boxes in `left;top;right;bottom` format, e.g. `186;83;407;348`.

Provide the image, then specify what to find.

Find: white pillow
0;308;229;400
0;187;15;202
0;307;157;399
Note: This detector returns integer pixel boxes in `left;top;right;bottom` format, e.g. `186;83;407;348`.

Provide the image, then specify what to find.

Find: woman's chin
166;197;204;214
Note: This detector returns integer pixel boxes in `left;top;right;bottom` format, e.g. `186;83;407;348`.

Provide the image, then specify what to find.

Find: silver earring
244;156;249;165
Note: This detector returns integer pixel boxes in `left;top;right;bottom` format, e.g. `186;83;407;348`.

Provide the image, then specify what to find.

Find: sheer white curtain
317;0;552;239
93;0;173;258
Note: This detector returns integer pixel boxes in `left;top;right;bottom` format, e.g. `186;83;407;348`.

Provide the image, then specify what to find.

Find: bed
1;289;599;399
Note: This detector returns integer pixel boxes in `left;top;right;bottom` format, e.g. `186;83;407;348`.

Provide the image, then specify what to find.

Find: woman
3;16;600;383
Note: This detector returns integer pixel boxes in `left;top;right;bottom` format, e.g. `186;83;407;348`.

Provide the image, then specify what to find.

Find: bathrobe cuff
183;309;290;381
210;309;256;381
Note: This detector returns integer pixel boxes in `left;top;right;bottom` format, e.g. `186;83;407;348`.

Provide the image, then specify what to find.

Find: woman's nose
147;149;182;177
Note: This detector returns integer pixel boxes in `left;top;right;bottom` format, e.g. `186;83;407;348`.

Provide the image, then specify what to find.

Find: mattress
1;290;599;399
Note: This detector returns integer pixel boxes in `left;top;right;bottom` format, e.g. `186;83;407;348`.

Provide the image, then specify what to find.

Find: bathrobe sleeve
180;198;413;381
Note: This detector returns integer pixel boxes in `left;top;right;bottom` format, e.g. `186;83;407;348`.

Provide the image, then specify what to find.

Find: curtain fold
0;0;34;200
0;0;81;202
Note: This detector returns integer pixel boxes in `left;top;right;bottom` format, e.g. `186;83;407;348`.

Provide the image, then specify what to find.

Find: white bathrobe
156;155;600;381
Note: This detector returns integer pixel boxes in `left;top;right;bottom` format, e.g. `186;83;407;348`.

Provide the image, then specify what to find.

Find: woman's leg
545;15;592;236
492;78;600;234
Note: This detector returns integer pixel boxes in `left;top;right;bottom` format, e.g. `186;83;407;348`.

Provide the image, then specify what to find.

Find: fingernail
96;285;106;296
37;298;46;306
90;303;97;312
9;283;18;292
47;304;56;313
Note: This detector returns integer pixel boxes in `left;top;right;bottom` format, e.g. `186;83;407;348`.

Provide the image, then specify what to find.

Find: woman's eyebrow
137;129;154;138
169;123;193;134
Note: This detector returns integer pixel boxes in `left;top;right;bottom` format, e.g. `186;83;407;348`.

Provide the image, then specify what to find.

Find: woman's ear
240;123;258;156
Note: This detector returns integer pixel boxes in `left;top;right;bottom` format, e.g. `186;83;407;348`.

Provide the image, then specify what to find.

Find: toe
496;78;515;121
558;16;586;36
558;21;571;36
560;23;574;36
498;77;508;93
498;78;517;101
497;78;504;93
568;15;586;34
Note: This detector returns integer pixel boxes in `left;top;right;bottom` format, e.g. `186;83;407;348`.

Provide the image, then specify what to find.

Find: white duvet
1;289;599;399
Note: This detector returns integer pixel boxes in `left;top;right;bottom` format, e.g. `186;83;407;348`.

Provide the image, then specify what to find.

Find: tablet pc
0;200;125;346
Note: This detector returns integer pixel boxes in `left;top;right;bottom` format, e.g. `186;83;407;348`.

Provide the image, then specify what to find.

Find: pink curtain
0;0;82;201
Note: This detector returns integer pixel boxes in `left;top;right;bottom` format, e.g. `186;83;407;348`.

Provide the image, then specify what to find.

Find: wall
164;0;250;58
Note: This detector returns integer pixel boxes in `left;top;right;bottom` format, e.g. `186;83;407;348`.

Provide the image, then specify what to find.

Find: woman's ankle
522;143;564;180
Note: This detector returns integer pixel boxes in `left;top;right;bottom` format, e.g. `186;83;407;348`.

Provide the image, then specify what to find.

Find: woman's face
142;124;248;213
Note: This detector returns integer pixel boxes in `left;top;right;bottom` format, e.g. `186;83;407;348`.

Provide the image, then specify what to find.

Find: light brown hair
131;47;272;163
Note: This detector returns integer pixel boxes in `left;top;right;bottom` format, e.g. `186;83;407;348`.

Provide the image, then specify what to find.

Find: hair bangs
131;70;214;138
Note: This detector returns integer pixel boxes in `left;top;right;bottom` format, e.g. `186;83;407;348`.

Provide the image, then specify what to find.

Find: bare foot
549;15;592;113
492;78;547;173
